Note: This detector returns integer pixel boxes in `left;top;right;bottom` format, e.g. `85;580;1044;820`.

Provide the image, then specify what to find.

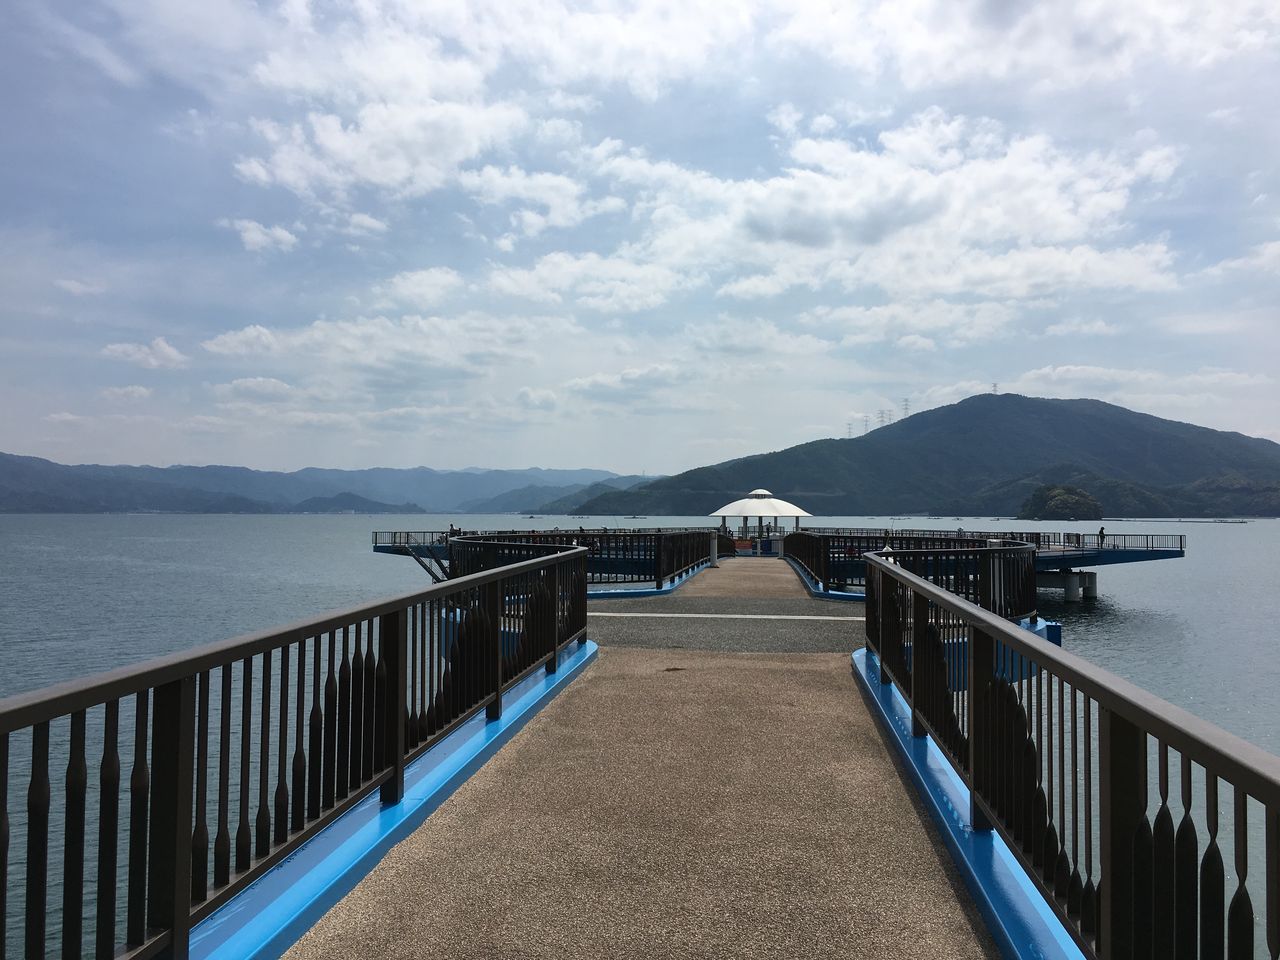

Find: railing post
379;607;407;804
546;562;560;675
485;581;503;722
148;676;195;960
910;591;928;737
1100;705;1146;959
967;626;994;831
654;535;664;591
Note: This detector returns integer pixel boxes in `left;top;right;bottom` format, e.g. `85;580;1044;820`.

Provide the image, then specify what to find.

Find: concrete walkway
287;643;996;959
677;556;808;599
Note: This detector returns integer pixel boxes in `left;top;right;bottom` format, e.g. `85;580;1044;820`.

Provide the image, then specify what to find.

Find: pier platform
286;558;997;960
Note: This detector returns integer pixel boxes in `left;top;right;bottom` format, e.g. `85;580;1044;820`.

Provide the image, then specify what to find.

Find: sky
3;0;1279;475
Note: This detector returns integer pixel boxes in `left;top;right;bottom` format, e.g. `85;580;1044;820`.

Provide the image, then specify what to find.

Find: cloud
1044;317;1120;336
219;218;298;252
44;411;87;424
102;337;189;369
1201;240;1280;277
345;213;388;235
213;377;293;399
490;252;696;312
381;268;463;308
516;387;557;410
101;385;153;401
565;364;695;404
56;278;105;296
457;165;624;237
897;334;937;351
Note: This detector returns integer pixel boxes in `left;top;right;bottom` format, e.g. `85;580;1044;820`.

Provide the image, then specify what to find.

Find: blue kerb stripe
783;556;866;601
586;559;711;599
851;648;1084;960
190;640;599;960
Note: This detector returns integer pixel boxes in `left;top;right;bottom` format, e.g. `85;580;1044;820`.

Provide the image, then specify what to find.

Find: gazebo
710;488;812;539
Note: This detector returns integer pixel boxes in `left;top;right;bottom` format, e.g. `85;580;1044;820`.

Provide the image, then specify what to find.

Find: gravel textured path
287;646;996;960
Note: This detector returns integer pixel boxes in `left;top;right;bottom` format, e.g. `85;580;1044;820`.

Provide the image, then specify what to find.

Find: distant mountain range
574;395;1280;518
6;395;1278;517
0;454;623;514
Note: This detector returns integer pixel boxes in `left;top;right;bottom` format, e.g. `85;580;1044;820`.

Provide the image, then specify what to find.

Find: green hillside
576;394;1280;517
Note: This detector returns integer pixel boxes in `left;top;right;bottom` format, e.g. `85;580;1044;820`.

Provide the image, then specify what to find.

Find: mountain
574;395;1280;518
0;452;619;514
291;493;427;514
530;475;657;514
457;482;590;513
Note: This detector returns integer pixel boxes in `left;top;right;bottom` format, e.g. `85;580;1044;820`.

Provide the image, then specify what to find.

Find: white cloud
56;278;105;296
458;165;624;236
381;268;463;308
565;364;695;404
1045;317;1120;336
345;213;388;235
516;387;557;410
102;337;189;369
219;218;298;252
490;252;696;312
101;385;153;401
897;334;937;351
767;103;803;136
1201;240;1280;277
214;377;293;399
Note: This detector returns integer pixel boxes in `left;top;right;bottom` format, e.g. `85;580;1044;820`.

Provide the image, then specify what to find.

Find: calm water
2;512;1276;753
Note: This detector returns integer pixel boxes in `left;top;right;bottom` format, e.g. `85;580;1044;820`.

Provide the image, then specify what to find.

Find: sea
2;511;1275;754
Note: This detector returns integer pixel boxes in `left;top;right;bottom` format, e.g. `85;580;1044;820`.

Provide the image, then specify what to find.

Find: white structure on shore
710;488;812;537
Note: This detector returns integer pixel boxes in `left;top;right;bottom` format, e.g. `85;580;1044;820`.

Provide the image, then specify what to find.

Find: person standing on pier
1098;525;1106;548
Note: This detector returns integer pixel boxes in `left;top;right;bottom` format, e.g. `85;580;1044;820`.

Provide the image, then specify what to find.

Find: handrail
864;546;1276;958
801;526;1186;553
382;529;715;590
0;544;588;959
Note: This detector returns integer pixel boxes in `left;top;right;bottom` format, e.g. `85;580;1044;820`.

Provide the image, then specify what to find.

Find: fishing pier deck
288;559;994;959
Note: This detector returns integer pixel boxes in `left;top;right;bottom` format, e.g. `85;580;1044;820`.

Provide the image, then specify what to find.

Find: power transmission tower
877;409;886;428
863;415;870;434
846;421;852;439
992;382;999;394
901;397;910;419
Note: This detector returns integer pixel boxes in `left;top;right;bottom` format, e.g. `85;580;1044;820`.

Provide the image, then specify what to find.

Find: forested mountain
0;453;617;514
575;395;1280;517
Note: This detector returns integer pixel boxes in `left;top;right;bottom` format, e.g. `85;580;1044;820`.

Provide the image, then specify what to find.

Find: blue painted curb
190;639;600;960
587;559;712;599
783;556;866;601
850;648;1084;960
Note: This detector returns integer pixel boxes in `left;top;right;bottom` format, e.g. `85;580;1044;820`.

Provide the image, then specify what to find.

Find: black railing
784;531;991;592
864;545;1277;959
0;544;587;959
379;530;714;590
802;527;1186;553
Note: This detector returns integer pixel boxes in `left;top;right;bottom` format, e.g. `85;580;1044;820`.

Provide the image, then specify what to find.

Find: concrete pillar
1082;571;1098;599
1063;573;1081;602
777;534;786;559
709;532;720;568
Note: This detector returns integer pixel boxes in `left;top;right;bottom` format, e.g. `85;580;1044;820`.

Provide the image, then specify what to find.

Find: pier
3;528;1277;960
288;560;992;959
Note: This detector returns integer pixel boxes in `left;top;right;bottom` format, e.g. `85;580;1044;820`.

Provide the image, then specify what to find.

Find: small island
1017;484;1103;520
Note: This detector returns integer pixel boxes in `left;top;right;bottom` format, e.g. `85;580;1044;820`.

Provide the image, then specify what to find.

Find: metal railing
377;530;714;590
864;544;1277;959
0;543;588;959
784;531;992;592
802;527;1186;553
